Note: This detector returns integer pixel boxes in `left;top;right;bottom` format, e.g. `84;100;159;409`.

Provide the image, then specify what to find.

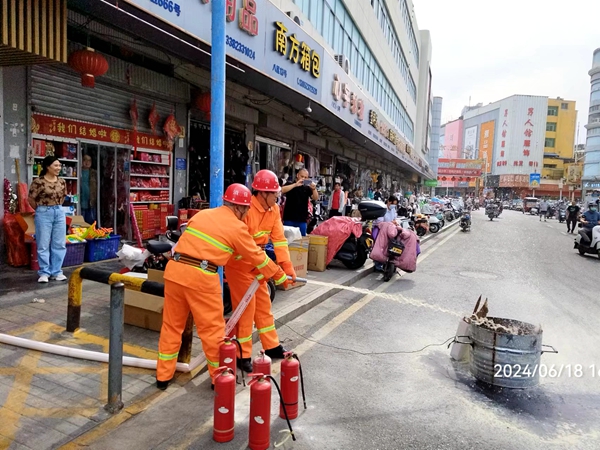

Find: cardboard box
308;235;328;272
277;237;309;291
147;269;165;284
19;213;90;237
124;289;164;332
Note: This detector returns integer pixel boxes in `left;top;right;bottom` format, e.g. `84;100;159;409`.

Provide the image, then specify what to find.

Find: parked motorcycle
413;214;429;237
334;200;386;269
574;222;600;258
427;213;441;233
460;210;471;232
382;237;405;282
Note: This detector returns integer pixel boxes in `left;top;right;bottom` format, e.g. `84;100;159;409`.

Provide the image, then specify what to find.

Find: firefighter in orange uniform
156;183;289;390
225;170;297;372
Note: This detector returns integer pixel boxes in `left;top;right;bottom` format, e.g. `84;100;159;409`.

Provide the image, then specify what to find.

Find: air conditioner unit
334;54;349;74
285;11;303;26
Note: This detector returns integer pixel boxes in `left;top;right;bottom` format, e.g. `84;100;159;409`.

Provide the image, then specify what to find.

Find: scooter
574;222;600;259
460;210;471;232
558;208;566;223
486;204;499;221
427;213;442;233
413;214;429;237
334;200;386;269
382;235;404;282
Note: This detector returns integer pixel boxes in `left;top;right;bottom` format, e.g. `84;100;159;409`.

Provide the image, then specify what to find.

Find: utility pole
210;0;226;208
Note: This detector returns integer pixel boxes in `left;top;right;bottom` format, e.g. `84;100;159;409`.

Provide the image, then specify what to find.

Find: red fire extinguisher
252;350;271;376
213;366;236;443
279;352;306;420
219;337;245;385
248;373;296;450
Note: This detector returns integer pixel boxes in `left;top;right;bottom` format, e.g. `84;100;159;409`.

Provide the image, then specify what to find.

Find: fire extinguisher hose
293;354;307;411
267;375;296;442
232;338;246;387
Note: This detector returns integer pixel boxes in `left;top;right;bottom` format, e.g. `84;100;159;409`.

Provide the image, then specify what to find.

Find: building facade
583;48;600;194
457;94;577;197
428;96;443;176
0;0;435;262
543;98;576;180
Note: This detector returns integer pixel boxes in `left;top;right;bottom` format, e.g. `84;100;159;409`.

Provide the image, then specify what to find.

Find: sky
413;0;600;145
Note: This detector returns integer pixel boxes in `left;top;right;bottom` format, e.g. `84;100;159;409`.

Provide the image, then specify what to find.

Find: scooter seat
147;240;172;254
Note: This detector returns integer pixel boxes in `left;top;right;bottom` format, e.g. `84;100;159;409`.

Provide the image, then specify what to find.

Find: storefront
27;41;189;239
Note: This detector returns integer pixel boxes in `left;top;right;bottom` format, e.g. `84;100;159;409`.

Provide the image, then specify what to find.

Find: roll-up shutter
30;64;174;134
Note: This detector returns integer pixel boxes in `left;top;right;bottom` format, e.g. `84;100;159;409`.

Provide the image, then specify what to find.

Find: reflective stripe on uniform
185;227;234;254
256;255;270;270
274;273;287;285
272;240;288;248
207;358;219;368
256;274;265;281
158;351;179;361
258;325;276;334
237;335;253;343
234;255;243;260
194;267;219;276
253;230;271;238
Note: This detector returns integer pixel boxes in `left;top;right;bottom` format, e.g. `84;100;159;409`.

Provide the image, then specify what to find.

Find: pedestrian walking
156;183;288;390
539;199;549;221
566;200;580;233
27;156;67;283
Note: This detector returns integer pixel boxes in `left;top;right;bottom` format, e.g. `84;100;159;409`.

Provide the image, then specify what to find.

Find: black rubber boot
156;378;172;390
237;357;253;373
264;344;287;359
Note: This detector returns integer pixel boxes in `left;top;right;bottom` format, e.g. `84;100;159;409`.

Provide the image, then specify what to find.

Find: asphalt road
90;210;600;450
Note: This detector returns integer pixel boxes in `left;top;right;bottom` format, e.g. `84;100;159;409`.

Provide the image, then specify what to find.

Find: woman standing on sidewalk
28;156;67;283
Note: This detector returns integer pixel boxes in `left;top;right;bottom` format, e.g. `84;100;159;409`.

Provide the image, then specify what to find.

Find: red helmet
223;183;252;206
252;170;280;192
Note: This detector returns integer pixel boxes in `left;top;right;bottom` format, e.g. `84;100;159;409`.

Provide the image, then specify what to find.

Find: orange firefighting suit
157;206;287;383
225;196;292;358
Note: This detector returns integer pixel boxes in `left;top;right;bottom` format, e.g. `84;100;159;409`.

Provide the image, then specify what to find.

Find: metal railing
67;267;194;364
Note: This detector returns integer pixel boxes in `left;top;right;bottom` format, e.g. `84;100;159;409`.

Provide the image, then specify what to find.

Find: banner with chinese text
31;114;169;151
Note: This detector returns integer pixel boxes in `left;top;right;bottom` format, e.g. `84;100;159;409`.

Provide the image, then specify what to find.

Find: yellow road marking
0;321;162;449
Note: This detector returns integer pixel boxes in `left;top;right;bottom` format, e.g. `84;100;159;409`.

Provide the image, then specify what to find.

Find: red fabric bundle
3;213;29;267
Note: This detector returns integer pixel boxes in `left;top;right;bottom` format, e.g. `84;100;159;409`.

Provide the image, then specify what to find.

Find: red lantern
195;92;212;120
442;177;447;181
68;48;109;88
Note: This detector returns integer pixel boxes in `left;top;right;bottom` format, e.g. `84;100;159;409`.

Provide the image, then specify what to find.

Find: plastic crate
84;235;121;262
62;241;87;267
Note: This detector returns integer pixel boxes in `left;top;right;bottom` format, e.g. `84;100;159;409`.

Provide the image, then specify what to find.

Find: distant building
457;94;577;197
583;47;600;194
428;97;443;175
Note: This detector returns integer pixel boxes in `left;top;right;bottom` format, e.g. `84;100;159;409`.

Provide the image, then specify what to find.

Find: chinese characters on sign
497;109;509;167
274;21;320;78
522;106;534;166
332;74;364;121
31;114;169;151
201;0;258;35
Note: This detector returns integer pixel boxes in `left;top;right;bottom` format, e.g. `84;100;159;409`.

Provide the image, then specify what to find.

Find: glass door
80;142;99;225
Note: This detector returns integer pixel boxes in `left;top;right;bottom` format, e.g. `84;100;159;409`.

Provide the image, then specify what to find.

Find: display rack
129;148;172;204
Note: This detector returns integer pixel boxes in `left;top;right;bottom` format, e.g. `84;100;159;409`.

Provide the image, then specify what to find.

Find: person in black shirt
373;188;382;201
566;200;580;233
281;168;319;236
